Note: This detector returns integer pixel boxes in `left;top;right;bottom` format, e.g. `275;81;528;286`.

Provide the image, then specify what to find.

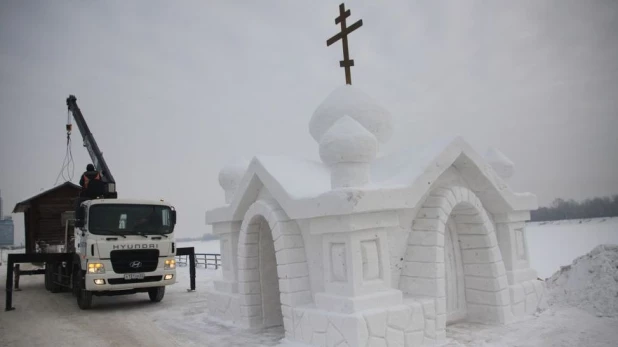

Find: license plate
124;273;145;280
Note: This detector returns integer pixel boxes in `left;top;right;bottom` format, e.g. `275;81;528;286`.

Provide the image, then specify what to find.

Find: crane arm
66;95;117;197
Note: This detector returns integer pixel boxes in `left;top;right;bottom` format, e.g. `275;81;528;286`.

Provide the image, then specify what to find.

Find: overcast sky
1;0;617;244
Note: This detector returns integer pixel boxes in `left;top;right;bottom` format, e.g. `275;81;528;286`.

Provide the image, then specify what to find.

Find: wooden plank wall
25;186;80;253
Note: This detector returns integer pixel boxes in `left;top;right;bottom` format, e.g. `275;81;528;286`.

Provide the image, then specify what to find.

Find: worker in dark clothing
79;164;103;199
79;164;99;189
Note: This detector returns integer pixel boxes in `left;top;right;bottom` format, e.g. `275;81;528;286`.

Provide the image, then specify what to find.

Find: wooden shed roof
12;181;81;213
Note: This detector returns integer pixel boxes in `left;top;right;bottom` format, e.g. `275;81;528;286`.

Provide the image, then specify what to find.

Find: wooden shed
12;182;82;254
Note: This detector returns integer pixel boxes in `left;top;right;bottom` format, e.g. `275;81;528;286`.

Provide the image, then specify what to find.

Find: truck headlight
164;259;176;270
87;263;105;274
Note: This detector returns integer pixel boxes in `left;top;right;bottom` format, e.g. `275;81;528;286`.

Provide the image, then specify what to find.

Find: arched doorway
444;216;466;324
235;200;312;336
400;185;511;334
255;215;283;328
238;215;283;329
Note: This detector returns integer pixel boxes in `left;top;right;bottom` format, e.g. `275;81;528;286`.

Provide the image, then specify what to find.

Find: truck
7;95;183;310
56;197;178;309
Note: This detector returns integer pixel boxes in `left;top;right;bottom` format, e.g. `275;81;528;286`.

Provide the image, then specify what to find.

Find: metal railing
176;253;221;269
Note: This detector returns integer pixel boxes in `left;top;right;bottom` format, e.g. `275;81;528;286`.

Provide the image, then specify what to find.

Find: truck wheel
44;264;52;291
77;288;93;310
71;268;80;297
47;263;62;293
76;271;93;310
148;286;165;302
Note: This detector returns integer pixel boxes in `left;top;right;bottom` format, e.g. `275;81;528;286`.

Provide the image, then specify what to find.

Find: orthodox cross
326;3;363;85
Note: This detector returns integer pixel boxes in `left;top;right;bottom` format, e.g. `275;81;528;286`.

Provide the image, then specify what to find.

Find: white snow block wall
205;85;547;346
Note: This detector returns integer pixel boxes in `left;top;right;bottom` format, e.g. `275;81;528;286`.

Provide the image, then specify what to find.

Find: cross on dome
326;3;363;85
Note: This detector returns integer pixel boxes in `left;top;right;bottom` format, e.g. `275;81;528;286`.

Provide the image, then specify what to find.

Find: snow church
204;5;547;346
204;84;547;346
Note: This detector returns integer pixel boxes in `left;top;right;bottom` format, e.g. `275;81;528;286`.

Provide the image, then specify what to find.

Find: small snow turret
218;158;250;204
485;147;515;181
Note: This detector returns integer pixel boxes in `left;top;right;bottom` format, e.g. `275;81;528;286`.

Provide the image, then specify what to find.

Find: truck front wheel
71;267;80;297
148;286;165;302
76;270;93;309
45;262;62;293
44;264;52;291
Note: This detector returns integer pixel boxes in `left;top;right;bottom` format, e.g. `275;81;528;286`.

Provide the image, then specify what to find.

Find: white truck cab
72;198;177;308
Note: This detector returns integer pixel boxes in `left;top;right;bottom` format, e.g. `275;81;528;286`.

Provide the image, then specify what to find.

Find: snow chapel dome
310;85;390;189
309;85;393;144
218;157;250;204
319;115;377;165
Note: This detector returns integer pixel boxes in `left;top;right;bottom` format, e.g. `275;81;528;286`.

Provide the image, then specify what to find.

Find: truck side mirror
171;210;177;225
75;206;86;228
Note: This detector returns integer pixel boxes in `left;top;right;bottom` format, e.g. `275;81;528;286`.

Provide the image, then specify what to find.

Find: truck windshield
88;204;174;236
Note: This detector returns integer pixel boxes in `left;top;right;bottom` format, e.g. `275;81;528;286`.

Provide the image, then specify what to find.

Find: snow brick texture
288;297;436;347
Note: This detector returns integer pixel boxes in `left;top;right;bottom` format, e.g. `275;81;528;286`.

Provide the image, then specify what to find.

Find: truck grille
108;276;163;285
110;249;159;273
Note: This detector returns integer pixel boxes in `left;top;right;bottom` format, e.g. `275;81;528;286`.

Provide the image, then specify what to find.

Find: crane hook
66;109;72;136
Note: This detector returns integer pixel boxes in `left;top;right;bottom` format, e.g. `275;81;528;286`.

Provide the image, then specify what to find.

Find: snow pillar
288;211;405;346
205;161;251;322
204;221;242;322
212;221;242;290
494;212;548;317
218;158;250;204
493;211;537;284
314;222;402;313
485;147;515;183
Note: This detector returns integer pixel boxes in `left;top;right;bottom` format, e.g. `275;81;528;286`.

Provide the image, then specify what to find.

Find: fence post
5;257;14;311
189;248;196;291
14;264;21;291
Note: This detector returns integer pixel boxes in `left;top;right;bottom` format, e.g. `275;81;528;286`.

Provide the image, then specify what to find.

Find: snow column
483;150;538;285
485;151;546;317
296;85;407;346
209;159;250;319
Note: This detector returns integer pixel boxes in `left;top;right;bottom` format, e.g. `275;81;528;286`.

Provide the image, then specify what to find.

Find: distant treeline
531;195;618;221
175;233;219;243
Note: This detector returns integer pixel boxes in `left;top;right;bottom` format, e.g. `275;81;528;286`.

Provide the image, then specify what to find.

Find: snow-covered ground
527;217;618;279
1;219;617;347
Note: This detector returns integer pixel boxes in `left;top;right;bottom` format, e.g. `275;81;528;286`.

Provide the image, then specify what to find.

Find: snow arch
400;185;511;334
236;200;312;335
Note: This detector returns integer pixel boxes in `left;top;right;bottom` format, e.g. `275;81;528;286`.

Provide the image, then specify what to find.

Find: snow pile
546;244;618;318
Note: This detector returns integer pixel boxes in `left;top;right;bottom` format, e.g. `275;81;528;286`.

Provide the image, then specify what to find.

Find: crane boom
66;95;117;198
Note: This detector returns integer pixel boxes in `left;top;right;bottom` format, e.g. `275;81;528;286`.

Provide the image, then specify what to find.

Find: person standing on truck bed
79;164;104;199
